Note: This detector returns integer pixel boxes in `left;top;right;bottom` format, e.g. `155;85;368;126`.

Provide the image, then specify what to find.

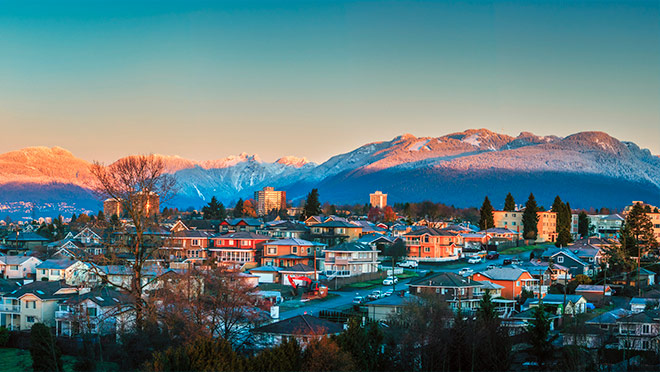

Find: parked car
383;276;399;286
511;258;522;265
367;290;382;301
458;268;473;276
502;259;512;265
352;295;365;304
486;252;500;260
382;290;393;297
467;256;481;264
486;264;496;270
397;260;418;268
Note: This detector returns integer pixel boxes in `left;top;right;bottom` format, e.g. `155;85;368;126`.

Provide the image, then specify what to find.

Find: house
55;287;132;337
36;259;90;285
263;221;309;240
219;218;263;233
586;308;632;332
249;266;282;284
524;294;588;316
261;238;325;268
0;280;79;330
3;231;49;253
309;221;363;247
357;233;396;251
408;272;499;315
615;310;660;352
575;284;613;303
502;308;560;336
472;267;542;300
629;297;659;313
163;230;212;260
402;227;462;262
0;256;42;279
365;293;409;322
209;231;271;265
322;242;379;278
545;248;591;276
479;228;521;242
252;315;343;347
170;219;220;233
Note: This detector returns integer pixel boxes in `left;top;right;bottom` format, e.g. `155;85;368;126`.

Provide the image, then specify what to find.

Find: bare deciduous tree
89;155;176;330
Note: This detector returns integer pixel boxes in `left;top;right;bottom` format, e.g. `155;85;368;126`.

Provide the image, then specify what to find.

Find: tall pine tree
232;198;244;218
551;196;573;247
302;189;322;220
522;193;539;240
202;196;226;220
479;196;495;231
578;211;590;238
503;193;516;211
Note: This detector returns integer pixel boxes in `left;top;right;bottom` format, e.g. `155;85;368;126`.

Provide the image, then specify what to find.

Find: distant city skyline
1;0;658;163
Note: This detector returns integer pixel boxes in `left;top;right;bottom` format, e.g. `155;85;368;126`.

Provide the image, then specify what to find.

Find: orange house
472;267;539;300
163;230;211;259
403;228;463;262
209;231;271;264
261;238;326;268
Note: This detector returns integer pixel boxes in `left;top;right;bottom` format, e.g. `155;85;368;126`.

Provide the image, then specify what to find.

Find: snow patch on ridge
408;139;431;151
462;134;481;147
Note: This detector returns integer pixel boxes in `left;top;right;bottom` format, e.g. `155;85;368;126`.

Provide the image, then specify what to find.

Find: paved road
278;278;414;320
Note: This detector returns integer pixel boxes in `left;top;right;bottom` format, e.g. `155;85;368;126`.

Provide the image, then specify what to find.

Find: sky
0;0;658;163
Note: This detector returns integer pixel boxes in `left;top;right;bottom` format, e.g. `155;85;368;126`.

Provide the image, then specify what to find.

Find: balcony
55;310;72;319
0;304;20;313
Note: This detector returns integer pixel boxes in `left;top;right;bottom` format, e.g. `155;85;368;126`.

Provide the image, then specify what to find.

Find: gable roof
403;227;458;237
409;272;483;288
279;263;315;273
313;221;361;228
65;287;132;307
6;280;77;300
252;315;343;335
477;267;529;281
616;310;660;324
586;308;631;325
12;231;49;242
323;242;374;252
264;238;324;247
222;218;263;227
213;231;271;240
36;259;81;270
0;255;41;266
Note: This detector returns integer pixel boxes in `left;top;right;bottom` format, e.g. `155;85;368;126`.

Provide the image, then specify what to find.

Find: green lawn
498;245;538;255
0;348;118;372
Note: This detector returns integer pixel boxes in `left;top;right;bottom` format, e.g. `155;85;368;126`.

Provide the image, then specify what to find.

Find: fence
321;271;386;290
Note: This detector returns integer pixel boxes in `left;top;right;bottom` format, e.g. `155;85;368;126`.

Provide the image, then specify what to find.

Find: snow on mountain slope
0;146;93;186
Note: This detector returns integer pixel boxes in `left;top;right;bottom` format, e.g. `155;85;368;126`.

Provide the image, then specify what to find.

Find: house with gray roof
0;255;42;279
56;287;133;337
322;242;379;278
36;259;90;285
0;280;79;330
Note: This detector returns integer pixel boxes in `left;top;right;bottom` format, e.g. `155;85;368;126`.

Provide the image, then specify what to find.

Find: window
192;239;199;246
307;247;312;254
228;239;234;245
436;288;440;294
87;307;97;317
27;316;35;323
242;240;250;246
9;265;18;270
424;247;430;253
268;247;277;255
516;281;520;287
292;246;298;253
556;256;564;263
643;324;651;334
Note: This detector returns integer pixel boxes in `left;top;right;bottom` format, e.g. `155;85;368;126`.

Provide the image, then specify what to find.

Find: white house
36;259;90;285
0;256;42;279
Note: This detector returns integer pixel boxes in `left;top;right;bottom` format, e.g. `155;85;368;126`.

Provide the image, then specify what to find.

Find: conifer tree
302;189;322;220
479;196;495;230
522;193;539;240
30;322;63;372
503;193;516;211
232;198;244;218
578;211;590;238
202;196;226;220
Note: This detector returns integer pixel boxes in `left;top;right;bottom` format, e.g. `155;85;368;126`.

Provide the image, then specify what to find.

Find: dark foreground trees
30;323;63;372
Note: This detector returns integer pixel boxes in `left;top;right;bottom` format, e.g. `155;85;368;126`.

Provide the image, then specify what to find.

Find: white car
458;268;473;276
467;256;481;264
397;260;418;268
382;290;394;297
382;276;399;285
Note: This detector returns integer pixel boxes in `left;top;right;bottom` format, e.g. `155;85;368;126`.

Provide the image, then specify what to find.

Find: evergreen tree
577;211;590;238
522;193;539;240
626;202;658;253
552;196;573;247
202;196;226;220
503;192;516;211
233;198;244;218
302;189;322;220
30;323;63;372
334;317;384;371
97;210;105;222
70;213;77;223
527;304;555;369
147;336;245;372
479;196;495;230
248;338;302;372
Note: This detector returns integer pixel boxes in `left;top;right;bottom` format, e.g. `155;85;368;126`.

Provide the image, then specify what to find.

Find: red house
209;231;271;264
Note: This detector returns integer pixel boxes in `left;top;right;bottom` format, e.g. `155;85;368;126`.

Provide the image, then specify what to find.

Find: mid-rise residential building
254;187;287;216
369;191;387;209
493;210;557;242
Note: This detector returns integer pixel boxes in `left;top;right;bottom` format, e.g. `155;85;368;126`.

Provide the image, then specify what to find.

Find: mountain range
1;129;659;217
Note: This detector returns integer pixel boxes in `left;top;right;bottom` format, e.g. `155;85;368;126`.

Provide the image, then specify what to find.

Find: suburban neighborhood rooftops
403;227;458;237
616;310;660;324
6;280;76;300
575;284;612;293
279;264;315;273
586;308;632;325
313;221;361;228
213;231;271;240
0;255;40;265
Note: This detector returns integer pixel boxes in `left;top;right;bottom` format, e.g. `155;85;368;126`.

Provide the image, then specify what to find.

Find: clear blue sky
1;0;658;163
